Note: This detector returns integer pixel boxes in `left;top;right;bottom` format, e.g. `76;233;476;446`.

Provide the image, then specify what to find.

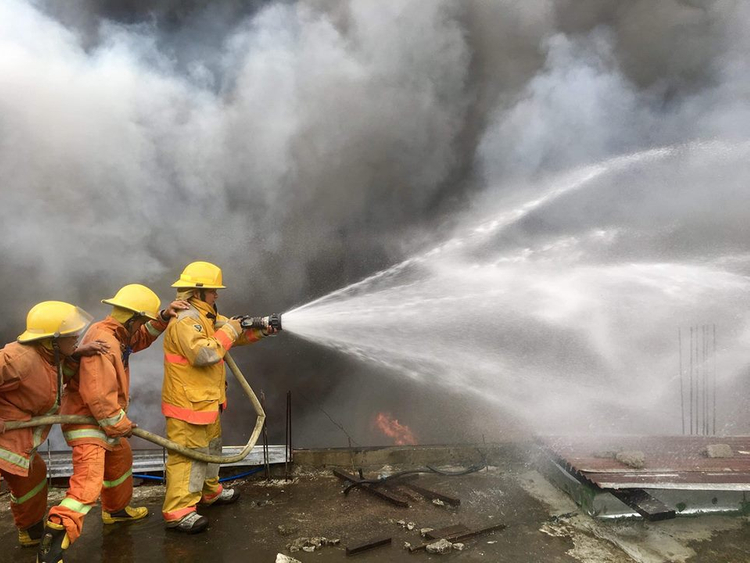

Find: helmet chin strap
196;289;218;315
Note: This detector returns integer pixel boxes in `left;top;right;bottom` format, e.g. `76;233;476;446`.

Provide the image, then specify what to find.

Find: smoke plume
1;0;749;447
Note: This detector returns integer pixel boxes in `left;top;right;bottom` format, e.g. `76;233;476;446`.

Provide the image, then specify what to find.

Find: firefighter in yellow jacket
161;261;277;533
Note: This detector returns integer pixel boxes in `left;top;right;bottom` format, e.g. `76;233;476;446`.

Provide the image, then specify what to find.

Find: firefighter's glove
225;318;243;339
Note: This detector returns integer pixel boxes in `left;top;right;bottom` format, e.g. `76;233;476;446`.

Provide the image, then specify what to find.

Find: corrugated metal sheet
41;445;288;479
540;436;750;491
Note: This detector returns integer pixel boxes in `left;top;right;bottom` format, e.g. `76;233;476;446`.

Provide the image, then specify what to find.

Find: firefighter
161;261;277;533
39;285;188;563
0;301;106;548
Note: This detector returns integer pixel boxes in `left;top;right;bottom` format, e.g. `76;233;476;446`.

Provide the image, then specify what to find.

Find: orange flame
374;412;417;445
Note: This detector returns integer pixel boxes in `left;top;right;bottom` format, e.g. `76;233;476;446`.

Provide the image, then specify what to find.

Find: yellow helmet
171;261;226;289
102;284;161;320
18;301;93;343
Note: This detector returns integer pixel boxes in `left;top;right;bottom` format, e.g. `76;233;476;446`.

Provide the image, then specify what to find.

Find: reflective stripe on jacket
0;342;78;476
61;316;167;450
161;299;263;424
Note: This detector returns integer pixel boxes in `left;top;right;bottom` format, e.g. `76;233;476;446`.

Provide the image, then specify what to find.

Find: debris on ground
432;498;446;506
615;450;645;469
276;554;301;563
406;521;415;530
288;536;340;553
420;527;434;537
425;538;453;554
453;543;465;551
277;524;299;536
345;536;392;556
705;444;733;458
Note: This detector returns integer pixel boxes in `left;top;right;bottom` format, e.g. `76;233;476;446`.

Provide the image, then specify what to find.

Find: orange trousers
1;452;48;530
48;439;133;542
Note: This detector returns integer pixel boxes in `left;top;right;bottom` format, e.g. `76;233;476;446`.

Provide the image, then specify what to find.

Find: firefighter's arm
217;314;265;347
175;315;243;367
78;353;132;437
130;300;190;353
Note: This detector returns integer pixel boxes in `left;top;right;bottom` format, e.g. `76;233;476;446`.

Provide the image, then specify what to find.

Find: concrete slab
0;444;747;562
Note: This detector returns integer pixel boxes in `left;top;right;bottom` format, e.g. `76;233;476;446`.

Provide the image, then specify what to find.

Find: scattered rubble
420;527;434;537
287;536;340;553
705;444;733;458
615;450;645;469
453;543;465;551
276;554;301;563
406;521;415;531
432;498;446;507
426;538;453;554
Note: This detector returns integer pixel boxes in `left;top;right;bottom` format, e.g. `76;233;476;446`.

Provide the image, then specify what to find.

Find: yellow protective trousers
48;439;134;542
1;452;48;530
161;417;223;522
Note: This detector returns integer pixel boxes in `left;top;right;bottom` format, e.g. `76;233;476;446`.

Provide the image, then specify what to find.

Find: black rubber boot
36;520;70;563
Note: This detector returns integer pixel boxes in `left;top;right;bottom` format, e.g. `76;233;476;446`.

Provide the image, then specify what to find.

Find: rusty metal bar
610;489;676;521
424;524;470;540
402;479;461;506
409;523;506;552
345;536;392;555
333;469;409;507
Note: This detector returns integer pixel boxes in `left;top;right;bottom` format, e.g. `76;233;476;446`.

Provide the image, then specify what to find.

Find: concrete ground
1;445;748;563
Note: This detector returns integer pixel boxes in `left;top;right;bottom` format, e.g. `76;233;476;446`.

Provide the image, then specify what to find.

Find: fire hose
3;353;265;464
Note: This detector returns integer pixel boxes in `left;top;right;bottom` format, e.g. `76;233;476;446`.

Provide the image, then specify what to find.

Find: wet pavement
1;452;749;562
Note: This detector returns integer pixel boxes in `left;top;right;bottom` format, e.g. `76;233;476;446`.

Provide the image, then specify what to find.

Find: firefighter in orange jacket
39;285;188;563
161;261;277;533
0;301;106;548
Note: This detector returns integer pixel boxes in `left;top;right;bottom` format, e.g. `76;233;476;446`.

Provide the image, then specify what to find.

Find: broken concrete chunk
276;554;301;563
397;519;406;528
453;543;465;551
432;498;446;506
426;538;453;554
288;536;338;553
403;542;412;550
615;450;645;469
406;521;415;531
420;527;434;537
705;444;733;458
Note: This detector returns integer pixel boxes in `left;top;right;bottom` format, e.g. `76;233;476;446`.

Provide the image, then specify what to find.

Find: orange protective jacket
0;342;79;476
61;316;167;450
162;299;264;425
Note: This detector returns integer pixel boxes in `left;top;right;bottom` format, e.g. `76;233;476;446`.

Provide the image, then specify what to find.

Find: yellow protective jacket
161;299;264;425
